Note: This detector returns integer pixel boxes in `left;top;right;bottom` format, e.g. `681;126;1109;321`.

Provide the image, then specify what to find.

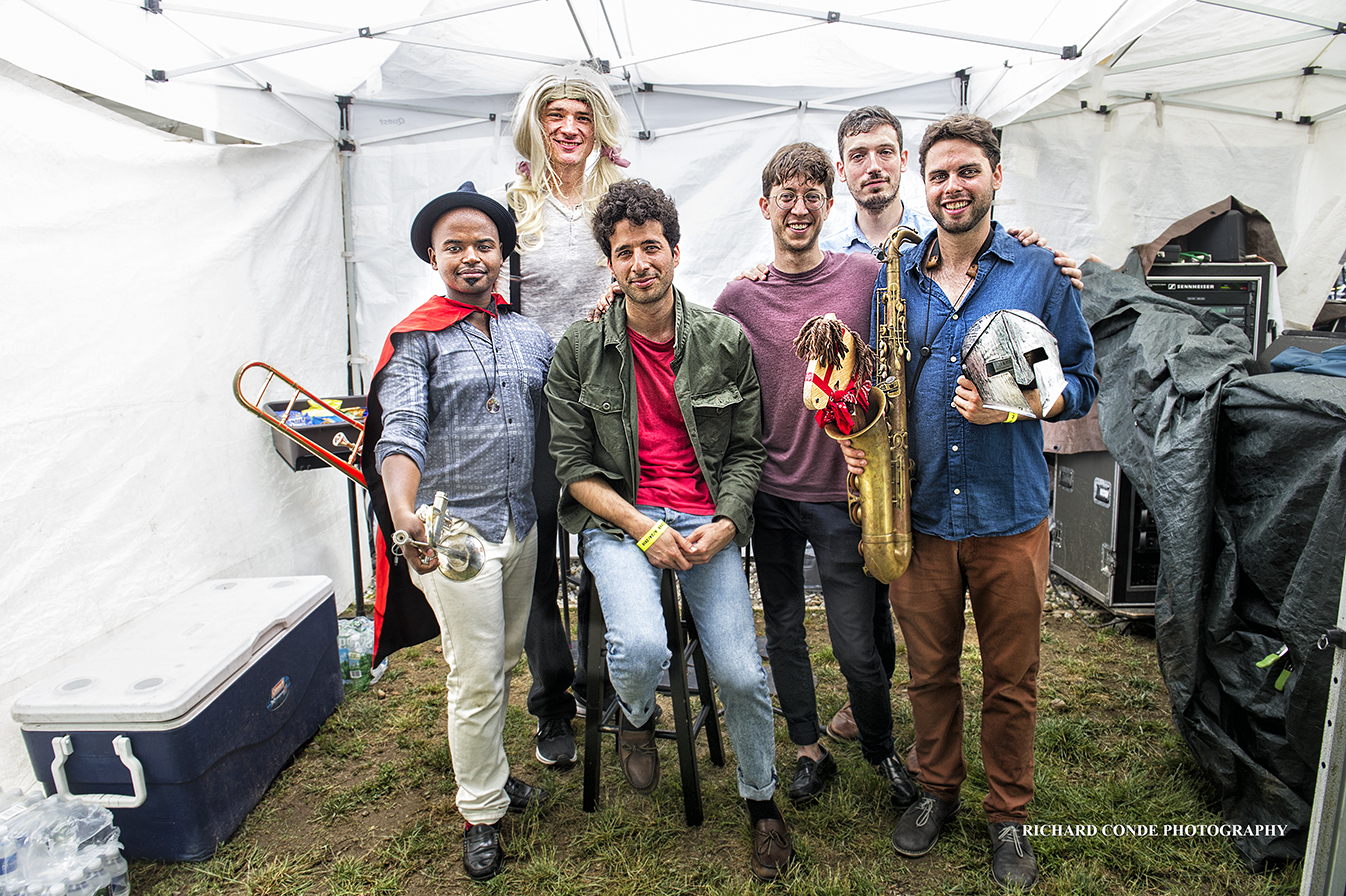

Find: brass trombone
232;361;367;487
232;360;483;580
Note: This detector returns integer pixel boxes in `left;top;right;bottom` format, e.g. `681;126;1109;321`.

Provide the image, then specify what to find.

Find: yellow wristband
1004;412;1019;424
637;520;669;552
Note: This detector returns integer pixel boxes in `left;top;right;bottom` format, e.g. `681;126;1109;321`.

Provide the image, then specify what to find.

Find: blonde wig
506;63;628;253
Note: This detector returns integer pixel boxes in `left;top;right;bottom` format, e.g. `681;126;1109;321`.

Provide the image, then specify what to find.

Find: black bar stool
582;566;725;825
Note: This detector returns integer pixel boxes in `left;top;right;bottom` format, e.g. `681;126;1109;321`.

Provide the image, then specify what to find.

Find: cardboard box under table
12;576;344;861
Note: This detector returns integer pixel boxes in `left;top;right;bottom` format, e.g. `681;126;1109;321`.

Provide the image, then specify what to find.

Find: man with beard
546;180;791;882
841;113;1097;890
821;105;935;257
365;184;552;881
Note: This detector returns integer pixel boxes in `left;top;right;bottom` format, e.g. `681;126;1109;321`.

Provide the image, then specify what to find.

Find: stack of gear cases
12;576;344;861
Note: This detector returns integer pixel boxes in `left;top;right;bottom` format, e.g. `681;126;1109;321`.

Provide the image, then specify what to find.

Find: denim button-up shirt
875;223;1097;540
374;313;554;542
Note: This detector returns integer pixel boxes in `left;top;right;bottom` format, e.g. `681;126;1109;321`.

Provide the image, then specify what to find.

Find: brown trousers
889;519;1049;823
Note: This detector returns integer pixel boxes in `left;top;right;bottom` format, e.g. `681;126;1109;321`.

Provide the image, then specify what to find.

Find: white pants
410;520;537;824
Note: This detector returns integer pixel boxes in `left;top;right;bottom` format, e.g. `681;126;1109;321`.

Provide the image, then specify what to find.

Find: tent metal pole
1297;553;1346;896
20;0;153;77
162;0;539;80
371;31;571;66
338;98;366;617
648;103;799;139
361;117;496;145
1196;0;1345;33
687;0;1068;56
1107;30;1328;75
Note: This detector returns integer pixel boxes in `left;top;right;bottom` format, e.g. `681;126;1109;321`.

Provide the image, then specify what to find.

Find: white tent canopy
2;0;1344;788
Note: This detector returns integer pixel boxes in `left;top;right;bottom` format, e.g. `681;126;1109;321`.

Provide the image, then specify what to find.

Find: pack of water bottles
0;790;129;896
337;617;387;691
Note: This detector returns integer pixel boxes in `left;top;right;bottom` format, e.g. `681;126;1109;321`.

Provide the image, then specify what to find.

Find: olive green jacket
545;287;764;546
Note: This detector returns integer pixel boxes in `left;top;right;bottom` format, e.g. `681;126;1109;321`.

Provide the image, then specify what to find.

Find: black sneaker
989;821;1038;890
874;750;921;809
891;793;960;857
786;747;838;804
503;775;547;813
535;717;577;766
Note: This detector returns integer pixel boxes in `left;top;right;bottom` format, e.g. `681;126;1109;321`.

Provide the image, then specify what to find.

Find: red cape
365;294;507;666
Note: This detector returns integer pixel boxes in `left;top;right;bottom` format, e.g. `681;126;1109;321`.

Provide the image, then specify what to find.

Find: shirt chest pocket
690;384;742;457
578;383;628;464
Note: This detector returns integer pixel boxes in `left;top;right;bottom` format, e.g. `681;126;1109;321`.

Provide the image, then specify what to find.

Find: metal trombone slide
232;361;482;580
232;361;367;487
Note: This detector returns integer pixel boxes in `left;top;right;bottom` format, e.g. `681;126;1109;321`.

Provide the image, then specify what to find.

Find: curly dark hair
917;112;1000;177
836;105;904;157
760;142;834;199
591;179;681;258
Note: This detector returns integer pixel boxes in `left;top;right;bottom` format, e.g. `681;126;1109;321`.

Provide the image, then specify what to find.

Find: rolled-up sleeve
374;331;431;473
1044;282;1098;422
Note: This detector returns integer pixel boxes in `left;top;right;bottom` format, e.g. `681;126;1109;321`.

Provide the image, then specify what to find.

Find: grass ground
130;581;1303;896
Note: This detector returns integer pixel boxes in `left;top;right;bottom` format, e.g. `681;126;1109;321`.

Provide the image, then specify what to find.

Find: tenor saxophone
837;226;920;583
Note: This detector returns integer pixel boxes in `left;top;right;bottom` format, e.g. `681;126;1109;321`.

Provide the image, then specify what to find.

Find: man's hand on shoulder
1004;225;1082;290
730;262;770;283
683;517;737;563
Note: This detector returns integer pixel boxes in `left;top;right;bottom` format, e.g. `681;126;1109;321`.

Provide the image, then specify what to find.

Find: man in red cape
361;182;554;881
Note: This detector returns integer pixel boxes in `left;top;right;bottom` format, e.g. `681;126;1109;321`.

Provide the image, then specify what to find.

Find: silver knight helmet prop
960;309;1065;419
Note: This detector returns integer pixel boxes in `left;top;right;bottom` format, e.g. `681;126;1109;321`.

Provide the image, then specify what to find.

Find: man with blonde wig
501;63;633;769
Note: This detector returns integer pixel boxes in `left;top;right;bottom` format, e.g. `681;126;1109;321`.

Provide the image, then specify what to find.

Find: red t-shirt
629;328;716;515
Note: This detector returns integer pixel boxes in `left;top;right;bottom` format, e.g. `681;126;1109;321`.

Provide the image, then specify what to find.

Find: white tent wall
998;99;1346;328
0;63;353;789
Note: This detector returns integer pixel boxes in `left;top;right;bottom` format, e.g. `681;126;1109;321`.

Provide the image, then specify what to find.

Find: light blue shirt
820;203;936;255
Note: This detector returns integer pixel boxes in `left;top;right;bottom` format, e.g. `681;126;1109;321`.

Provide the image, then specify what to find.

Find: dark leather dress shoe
787;747;837;804
875;750;921;809
462;821;504;880
750;817;793;881
504;775;547;813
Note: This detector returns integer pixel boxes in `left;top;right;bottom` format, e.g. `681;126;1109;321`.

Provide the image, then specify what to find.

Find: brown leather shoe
825;701;858;740
750;817;793;881
617;715;660;794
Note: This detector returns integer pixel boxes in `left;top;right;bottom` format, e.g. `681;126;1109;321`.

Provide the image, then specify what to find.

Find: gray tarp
1082;257;1346;870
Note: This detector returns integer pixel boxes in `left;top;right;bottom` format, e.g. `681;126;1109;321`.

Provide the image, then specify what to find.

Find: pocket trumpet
392;492;484;581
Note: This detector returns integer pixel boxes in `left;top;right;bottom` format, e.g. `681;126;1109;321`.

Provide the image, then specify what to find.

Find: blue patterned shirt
374;312;554;542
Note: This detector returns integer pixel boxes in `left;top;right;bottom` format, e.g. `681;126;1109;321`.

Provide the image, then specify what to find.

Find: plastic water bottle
0;826;18;888
99;846;127;896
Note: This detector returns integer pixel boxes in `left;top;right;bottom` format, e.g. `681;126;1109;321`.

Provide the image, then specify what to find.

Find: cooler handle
50;735;148;809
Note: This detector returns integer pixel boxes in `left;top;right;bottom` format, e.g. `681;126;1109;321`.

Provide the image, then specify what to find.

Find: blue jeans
582;507;778;801
754;492;896;764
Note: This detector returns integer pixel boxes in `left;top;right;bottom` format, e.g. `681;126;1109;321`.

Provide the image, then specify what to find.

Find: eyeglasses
772;190;826;211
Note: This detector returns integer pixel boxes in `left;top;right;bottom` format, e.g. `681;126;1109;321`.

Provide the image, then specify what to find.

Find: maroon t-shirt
629;327;716;515
715;251;880;502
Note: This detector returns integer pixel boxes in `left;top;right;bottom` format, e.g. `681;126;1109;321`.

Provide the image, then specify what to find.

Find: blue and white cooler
11;576;345;861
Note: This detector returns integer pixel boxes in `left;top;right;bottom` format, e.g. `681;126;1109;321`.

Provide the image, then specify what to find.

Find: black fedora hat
409;181;517;263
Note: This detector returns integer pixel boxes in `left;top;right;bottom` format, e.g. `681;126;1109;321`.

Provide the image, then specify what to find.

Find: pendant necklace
458;321;501;413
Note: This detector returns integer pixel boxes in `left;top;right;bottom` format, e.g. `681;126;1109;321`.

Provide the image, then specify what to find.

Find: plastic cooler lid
11;576;333;724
